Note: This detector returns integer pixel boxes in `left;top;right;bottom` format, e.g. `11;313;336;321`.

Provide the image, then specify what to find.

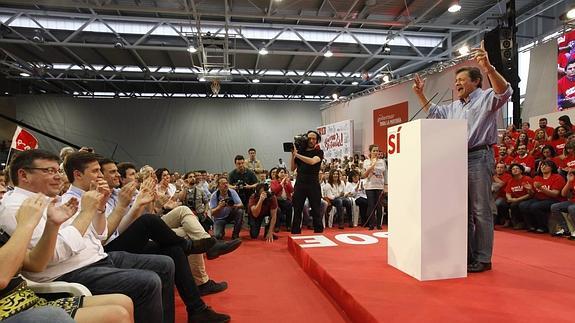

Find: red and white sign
317;120;353;161
10;126;39;151
373;102;408;153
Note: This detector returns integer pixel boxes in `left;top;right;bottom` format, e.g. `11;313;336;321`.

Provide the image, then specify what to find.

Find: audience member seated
0;193;133;323
0;149;174;323
537;117;554;140
556;141;575;176
270;168;293;232
210;177;244;240
530;129;548;160
518;160;565;233
492;162;512;226
550;125;570;155
495;145;514;166
324;169;352;229
511;144;535;175
549;170;575;239
248;183;278;242
520;122;536;140
346;171;367;225
559;115;575;133
505;163;534;230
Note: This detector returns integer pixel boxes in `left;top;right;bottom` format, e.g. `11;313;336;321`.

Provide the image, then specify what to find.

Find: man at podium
412;41;512;273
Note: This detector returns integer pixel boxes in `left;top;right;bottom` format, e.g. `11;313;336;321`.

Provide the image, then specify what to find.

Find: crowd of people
0;143;388;323
493;115;575;240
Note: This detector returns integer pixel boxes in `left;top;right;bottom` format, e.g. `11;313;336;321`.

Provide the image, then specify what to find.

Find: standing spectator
277;158;287;169
228;155;258;210
362;144;386;230
270;168;293;231
246;148;264;173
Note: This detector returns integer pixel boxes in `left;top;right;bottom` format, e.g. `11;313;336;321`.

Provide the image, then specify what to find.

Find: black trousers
104;214;206;318
291;181;323;233
366;190;384;228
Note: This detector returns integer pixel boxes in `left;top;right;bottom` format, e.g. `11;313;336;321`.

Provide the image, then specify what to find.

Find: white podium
387;119;467;281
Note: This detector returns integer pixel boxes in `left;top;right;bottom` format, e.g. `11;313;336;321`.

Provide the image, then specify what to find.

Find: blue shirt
427;85;512;148
209;188;242;219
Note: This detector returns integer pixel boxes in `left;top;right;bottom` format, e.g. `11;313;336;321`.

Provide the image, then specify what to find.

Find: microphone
409;92;438;122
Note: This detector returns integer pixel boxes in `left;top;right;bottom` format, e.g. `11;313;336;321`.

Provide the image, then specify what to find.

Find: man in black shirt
291;130;324;234
228;155;258;208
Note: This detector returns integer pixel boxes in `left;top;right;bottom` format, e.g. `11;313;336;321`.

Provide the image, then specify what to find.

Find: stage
288;227;575;322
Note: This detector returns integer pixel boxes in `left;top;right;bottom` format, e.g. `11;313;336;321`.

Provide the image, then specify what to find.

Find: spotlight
114;37;124;48
302;80;310;85
331;93;339;100
252;78;260;83
187;45;197;53
448;1;461;13
458;45;470;56
567;8;575;20
324;47;333;57
32;29;43;43
258;48;269;55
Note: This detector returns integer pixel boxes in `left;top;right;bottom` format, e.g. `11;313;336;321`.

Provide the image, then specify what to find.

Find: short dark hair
98;157;116;169
234;155;245;163
117;162;136;179
9;149;60;186
509;163;525;174
248;148;256;153
566;59;575;70
155;168;169;181
539;118;548;122
456;66;482;88
64;152;99;183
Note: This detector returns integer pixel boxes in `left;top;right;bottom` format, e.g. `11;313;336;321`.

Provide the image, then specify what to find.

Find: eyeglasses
24;167;60;175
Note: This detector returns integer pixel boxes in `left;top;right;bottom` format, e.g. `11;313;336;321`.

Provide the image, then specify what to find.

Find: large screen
557;29;575;111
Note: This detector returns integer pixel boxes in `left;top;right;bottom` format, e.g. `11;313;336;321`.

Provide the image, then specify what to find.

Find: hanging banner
317;120;354;161
373;102;408;152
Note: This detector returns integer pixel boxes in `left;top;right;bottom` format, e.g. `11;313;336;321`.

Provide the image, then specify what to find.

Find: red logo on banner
10;126;39;151
373;102;408;152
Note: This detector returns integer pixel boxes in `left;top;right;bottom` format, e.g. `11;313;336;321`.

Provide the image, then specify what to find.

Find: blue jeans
57;251;174;323
550;201;575;232
277;199;293;229
3;306;75;323
332;197;352;227
468;147;495;264
249;215;270;239
519;199;556;231
213;208;244;239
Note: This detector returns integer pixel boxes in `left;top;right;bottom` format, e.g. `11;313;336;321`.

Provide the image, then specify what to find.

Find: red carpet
288;227;575;323
175;230;349;323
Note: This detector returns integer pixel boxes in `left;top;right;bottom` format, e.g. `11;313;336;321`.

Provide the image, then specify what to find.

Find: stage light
252;78;260;83
567;8;575;20
302;80;310;85
448;1;461;13
458;45;470;56
258;48;269;55
187;45;197;53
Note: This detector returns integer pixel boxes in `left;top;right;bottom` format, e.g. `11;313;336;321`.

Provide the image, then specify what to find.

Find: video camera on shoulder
283;133;308;152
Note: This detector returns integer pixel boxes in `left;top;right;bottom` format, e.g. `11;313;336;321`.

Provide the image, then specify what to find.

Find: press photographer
209;176;244;240
228;154;258;208
290;130;324;234
248;182;278;242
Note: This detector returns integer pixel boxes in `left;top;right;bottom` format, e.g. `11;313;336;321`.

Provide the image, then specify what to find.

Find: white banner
317;120;354;161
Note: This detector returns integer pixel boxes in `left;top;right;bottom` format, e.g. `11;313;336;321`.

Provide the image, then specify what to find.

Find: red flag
10;126;39;151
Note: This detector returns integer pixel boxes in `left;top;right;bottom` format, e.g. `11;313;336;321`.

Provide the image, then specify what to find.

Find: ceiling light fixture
382;75;390;83
324;47;333;57
567;8;575;20
351;81;359;85
458;45;470;56
331;93;339;100
19;72;30;77
448;1;461;13
198;77;206;82
302;80;311;85
187;45;197;53
383;46;391;53
252;78;260;83
259;48;269;55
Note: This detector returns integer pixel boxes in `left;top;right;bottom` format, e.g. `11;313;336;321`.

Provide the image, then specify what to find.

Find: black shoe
313;228;324;233
368;226;374;230
206;238;242;260
198;280;228;296
568;235;575;240
183;237;217;255
188;306;230;323
376;225;383;230
467;261;492;273
338;225;344;229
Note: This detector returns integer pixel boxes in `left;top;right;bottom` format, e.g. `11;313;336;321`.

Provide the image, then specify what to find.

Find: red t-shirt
495;173;512;198
496;155;514;166
551;138;567;155
532;174;566;200
505;176;533;199
539;127;554;138
511;154;535;173
558;76;575;99
531;141;547;160
248;193;278;218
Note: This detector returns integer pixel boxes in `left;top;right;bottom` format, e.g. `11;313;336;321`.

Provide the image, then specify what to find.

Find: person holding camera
209;176;244;240
228;155;258;209
290;130;324;234
248;182;278;242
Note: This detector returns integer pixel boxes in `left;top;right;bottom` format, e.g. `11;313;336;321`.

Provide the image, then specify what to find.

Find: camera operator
228;155;258;209
248;182;278;242
209;176;244;240
291;130;324;234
